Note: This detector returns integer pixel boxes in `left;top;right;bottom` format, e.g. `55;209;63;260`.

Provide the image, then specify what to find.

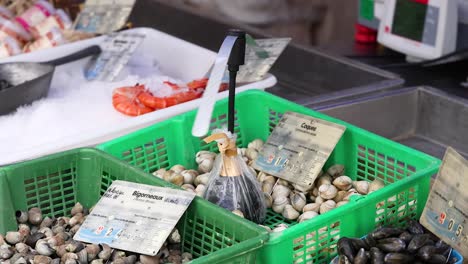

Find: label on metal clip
237;37;291;83
252;111;346;186
420;147;468;258
74;180;195;256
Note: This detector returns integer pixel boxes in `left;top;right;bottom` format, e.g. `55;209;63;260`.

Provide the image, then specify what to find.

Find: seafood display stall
1;1;467;264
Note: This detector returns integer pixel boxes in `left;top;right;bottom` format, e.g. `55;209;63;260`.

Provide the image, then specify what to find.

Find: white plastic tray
0;27;277;165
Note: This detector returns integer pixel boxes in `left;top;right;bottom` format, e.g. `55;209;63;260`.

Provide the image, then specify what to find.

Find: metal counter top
128;0;467;101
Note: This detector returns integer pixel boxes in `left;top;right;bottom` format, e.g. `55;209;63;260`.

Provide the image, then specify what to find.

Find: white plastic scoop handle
191;35;238;138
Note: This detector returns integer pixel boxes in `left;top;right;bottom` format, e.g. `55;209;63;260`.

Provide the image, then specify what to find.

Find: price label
252;111;346;186
420;147;468;258
74;180;195;256
73;0;135;34
85;31;145;82
236;37;290;83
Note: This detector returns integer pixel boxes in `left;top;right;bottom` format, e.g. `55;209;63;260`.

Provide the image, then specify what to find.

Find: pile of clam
0;203;192;264
150;139;386;228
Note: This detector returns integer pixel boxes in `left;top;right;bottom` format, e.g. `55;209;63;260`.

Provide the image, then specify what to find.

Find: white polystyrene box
0;27;277;165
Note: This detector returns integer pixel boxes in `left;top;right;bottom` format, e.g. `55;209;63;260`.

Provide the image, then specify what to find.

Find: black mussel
418;246;450;263
426;254;449;264
25;232;46;247
384;253;413;264
407;234;432;253
350;238;370;251
407;219;425;235
339;254;351;264
377;238;406;253
371;227;405;240
338;238;356;263
354;248;369;264
370;247;384;264
364;235;377;248
417;245;437;261
398;232;413;244
434;240;451;256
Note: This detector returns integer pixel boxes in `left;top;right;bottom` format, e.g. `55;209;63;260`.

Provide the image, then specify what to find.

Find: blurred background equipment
358;0;468;61
167;0;358;48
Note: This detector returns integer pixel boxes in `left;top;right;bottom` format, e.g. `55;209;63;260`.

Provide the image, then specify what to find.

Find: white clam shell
332;176;353;191
353;181;369;194
181;170;198;185
170;164;185;174
195;184;206;197
263;175;277;185
319;200;336;214
272;196;290;214
272;185;291;200
152;168;166;179
282;205;300;220
245;148;259;160
195;151;216;164
336;201;349;207
298;211;319;223
333;190;348;203
318;184;338;200
317;175;332;186
369;179;385;193
247;139;264;151
194;173;210;186
262;182;274;194
302;203;320;213
315;196;325;205
277;179;291;187
292;182;313;192
327;164;345;178
272;223;289;232
198;159;214;173
291;192;307;212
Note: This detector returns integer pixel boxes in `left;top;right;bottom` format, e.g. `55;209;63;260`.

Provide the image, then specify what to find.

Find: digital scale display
392;0;428;42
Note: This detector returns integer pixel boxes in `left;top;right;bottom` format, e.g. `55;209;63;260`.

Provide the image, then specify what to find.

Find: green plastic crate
0;148;269;264
97;90;441;264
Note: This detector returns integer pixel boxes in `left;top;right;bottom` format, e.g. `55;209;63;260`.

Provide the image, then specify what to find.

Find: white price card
74;180;195;256
420;147;468;258
85;32;145;82
237;37;291;83
252;111;346;187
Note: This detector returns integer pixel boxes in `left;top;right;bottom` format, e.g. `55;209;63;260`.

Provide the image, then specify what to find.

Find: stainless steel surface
308;86;468;159
128;0;404;102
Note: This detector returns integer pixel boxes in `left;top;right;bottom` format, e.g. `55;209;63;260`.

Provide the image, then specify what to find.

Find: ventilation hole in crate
263;209;298;229
24;167;77;218
187;217;239;257
268;109;284;132
356;145;417;185
293;222;340;264
100;171;112;195
374;185;419;226
121;138;169;173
